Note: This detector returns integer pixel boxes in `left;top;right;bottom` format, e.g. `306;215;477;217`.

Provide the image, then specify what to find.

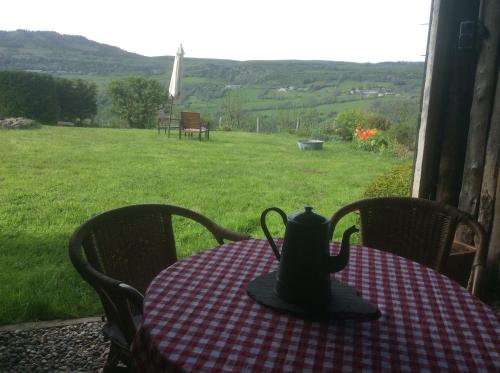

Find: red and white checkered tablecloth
132;239;500;372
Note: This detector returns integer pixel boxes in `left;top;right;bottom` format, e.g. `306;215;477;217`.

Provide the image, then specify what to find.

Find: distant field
0;126;405;324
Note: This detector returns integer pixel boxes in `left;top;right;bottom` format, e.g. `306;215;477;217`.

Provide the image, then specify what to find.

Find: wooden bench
180;112;209;141
157;110;179;137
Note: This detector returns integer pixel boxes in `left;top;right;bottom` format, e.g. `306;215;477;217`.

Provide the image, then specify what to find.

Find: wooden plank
458;0;500;219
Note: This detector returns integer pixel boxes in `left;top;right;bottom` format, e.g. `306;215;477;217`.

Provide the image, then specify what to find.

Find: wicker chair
329;197;487;296
69;204;250;372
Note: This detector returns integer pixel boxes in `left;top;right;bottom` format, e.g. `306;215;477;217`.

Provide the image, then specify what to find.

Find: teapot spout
328;225;359;272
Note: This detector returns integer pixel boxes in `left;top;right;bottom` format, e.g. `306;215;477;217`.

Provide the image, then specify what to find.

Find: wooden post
296;118;300;132
219;116;222;128
412;0;458;198
458;0;500;222
256;117;259;133
480;65;500;287
487;172;500;290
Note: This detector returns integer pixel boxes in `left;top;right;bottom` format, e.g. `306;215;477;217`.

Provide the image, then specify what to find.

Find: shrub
388;140;413;159
0;71;97;124
352;126;388;153
296;128;312;138
220;125;232;131
363;164;412;198
385;121;417;150
331;123;353;142
0;70;58;123
335;109;366;132
365;113;392;130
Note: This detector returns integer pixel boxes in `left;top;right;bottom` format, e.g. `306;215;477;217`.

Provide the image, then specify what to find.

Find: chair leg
103;343;120;371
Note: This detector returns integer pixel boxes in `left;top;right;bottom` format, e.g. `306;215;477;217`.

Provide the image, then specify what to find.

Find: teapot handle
260;207;287;261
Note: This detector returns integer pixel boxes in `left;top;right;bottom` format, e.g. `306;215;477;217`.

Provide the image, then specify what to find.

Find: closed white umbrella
168;45;184;124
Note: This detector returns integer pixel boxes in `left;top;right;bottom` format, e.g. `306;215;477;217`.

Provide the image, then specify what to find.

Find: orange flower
358;128;378;141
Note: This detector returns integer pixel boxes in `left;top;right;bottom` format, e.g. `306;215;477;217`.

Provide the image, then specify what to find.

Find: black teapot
261;206;358;309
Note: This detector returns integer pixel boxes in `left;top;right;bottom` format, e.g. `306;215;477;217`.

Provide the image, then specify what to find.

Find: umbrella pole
168;96;174;136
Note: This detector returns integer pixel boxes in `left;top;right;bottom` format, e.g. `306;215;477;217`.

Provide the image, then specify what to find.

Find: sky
1;0;432;62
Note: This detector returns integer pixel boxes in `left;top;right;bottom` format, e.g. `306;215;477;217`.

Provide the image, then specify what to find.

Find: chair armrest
117;283;144;310
463;218;487;297
167;205;250;244
216;227;251;243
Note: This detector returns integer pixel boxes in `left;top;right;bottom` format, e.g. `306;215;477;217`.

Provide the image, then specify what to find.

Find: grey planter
297;139;324;150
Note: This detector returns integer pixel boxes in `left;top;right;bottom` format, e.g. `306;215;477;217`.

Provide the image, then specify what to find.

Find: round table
132;239;500;372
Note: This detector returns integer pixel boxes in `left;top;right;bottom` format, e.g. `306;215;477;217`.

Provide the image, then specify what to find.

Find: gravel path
0;320;109;372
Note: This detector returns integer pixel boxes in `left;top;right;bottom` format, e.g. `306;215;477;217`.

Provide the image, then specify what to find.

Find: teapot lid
289;206;327;225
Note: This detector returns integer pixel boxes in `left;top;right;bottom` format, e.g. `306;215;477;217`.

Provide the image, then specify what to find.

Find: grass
0;126;405;324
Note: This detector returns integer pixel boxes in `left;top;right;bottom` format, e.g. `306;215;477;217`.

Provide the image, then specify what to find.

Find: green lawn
0;126;404;324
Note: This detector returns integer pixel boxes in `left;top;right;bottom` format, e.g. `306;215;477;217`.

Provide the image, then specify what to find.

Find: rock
0;117;40;129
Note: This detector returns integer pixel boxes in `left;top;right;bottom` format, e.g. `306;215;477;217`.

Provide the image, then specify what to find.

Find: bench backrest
181;112;202;129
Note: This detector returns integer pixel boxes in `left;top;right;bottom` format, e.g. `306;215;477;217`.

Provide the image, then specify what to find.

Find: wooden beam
413;0;460;199
435;1;479;206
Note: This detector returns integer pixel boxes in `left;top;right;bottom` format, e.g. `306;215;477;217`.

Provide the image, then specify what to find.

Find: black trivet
246;271;380;321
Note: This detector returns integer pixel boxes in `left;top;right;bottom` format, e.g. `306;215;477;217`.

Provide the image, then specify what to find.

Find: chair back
69;204;180;347
181;112;202;129
329;198;486;282
69;204;250;367
74;205;178;293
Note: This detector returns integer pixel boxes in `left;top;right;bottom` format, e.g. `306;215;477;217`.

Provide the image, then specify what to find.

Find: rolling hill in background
0;30;425;126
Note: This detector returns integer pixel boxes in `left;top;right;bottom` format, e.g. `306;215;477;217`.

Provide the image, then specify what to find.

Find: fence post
256;117;260;133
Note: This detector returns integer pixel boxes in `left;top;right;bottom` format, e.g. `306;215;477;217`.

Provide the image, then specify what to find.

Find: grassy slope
0;126;404;324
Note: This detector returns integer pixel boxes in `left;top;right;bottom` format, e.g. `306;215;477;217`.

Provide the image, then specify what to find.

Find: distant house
277;86;295;93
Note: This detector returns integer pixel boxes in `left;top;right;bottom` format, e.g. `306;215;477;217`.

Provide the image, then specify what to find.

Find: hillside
0;30;425;126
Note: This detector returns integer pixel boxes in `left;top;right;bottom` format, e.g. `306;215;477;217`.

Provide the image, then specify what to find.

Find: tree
107;76;167;128
55;78;97;122
221;89;244;130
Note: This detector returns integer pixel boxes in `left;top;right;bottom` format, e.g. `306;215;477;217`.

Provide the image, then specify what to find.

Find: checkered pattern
132;239;500;372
